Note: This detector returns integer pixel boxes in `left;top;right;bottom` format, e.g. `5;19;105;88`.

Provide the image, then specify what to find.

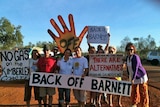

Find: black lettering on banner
67;77;84;87
68;77;75;86
40;75;47;84
0;49;29;62
32;73;40;83
0;51;13;61
79;78;84;88
105;80;111;92
98;80;104;91
14;50;19;61
75;77;79;87
91;79;98;90
111;81;117;93
47;75;54;84
24;49;29;60
127;83;132;95
122;83;126;94
55;75;62;85
6;62;12;66
118;82;122;93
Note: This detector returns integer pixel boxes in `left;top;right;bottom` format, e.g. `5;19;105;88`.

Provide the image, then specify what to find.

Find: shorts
40;87;56;97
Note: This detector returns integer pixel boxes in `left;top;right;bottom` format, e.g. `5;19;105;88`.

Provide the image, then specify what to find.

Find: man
37;44;57;107
72;46;89;107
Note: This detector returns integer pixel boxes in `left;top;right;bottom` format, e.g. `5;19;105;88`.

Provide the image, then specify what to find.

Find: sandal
109;104;113;107
98;103;101;107
119;103;122;107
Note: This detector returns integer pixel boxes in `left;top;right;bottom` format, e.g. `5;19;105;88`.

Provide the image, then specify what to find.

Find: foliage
24;41;56;50
117;35;157;59
0;17;23;50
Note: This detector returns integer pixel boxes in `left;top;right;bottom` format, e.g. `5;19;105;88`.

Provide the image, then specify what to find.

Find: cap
97;45;102;49
43;44;50;51
53;46;58;50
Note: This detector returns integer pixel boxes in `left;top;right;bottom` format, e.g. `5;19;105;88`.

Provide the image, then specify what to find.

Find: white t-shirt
72;56;88;76
127;55;148;84
57;57;73;75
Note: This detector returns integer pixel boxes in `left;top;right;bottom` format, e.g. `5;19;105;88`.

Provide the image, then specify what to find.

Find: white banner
0;49;30;81
88;26;110;44
29;72;132;97
89;54;123;77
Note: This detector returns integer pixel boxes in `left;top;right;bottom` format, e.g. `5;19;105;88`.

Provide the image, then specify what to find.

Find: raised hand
48;14;88;53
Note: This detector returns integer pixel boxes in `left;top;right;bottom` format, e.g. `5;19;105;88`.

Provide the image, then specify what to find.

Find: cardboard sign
48;14;88;53
0;49;30;81
89;54;123;77
88;26;110;44
29;72;132;96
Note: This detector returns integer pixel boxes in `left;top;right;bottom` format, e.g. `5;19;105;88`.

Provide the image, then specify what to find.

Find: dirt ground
0;63;160;107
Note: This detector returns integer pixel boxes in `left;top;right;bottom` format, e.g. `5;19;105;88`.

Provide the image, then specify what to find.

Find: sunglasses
127;48;134;51
109;50;113;53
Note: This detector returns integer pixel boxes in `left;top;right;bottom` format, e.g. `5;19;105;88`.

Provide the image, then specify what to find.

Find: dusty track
0;63;160;107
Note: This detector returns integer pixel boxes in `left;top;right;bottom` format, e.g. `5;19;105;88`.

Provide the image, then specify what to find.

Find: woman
125;42;149;107
107;46;122;107
96;48;105;107
56;48;73;107
24;49;42;107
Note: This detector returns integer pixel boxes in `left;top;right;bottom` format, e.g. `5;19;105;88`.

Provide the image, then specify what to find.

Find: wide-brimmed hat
108;46;117;54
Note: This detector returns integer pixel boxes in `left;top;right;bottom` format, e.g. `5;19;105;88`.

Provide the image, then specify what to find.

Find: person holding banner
107;46;122;107
37;44;57;107
24;49;42;107
85;46;97;107
56;48;73;107
72;46;89;107
125;42;149;107
96;48;105;107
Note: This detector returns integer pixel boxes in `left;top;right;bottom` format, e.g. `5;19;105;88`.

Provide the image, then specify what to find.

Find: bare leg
97;93;102;107
109;94;113;107
118;95;122;107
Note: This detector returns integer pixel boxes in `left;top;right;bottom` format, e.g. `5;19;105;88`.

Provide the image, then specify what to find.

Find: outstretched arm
104;33;110;51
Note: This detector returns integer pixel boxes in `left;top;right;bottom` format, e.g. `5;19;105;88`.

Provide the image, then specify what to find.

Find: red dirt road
0;64;160;107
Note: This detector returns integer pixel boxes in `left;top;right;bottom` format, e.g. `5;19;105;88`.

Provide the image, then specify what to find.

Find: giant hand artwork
48;14;88;53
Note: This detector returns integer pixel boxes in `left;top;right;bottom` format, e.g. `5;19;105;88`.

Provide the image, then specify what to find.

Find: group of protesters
24;40;150;107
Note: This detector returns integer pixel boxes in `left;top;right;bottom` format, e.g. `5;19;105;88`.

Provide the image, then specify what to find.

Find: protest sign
88;26;110;44
48;14;88;53
30;72;131;96
0;49;30;81
89;54;123;77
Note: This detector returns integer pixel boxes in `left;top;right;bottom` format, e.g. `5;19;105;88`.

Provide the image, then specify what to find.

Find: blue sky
0;0;160;52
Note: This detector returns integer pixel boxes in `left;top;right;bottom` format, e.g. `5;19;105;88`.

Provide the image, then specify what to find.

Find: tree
0;17;23;50
145;35;156;50
119;36;131;51
133;37;139;50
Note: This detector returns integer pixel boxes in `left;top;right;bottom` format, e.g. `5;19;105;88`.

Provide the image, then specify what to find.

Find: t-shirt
72;56;88;76
57;57;73;75
29;58;38;72
37;57;56;73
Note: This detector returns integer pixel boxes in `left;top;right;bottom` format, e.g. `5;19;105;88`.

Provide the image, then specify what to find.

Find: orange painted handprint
48;14;88;53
